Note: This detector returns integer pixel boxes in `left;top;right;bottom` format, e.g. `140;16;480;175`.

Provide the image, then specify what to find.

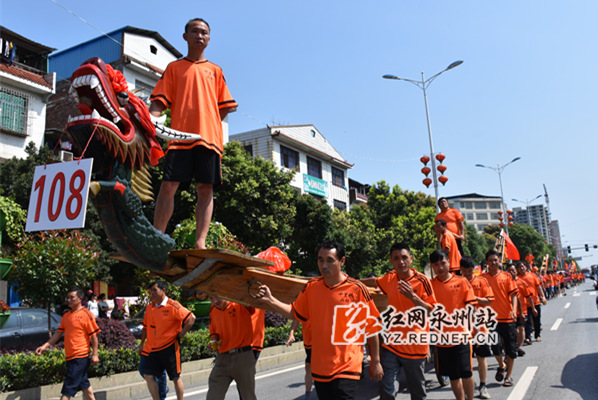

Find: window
461;201;473;209
244;144;253;156
0;89;27;135
280;145;299;169
333;200;347;211
332;167;344;187
476;213;489;220
150;45;157;55
474;201;487;210
465;213;474;220
488;201;501;209
307;156;322;179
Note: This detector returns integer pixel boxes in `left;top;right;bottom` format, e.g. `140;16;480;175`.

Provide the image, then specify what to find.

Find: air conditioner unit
58;150;74;162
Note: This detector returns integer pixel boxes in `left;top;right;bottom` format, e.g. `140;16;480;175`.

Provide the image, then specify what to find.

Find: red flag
500;230;520;260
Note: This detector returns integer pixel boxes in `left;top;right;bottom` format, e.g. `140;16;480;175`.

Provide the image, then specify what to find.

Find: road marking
590;291;597;295
178;363;305;397
551;318;563;331
573;293;580;297
564;302;571;309
507;366;538;400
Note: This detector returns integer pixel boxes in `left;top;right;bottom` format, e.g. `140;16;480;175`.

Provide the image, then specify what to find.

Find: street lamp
512;194;542;226
383;60;463;211
475;157;521;234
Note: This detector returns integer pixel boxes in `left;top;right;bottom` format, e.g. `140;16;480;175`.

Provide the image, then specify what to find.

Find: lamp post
475;157;521;234
383;60;463;211
512;194;542;226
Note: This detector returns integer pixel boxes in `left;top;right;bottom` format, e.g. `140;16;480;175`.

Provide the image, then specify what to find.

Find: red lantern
421;167;431;176
498;210;504;215
500;223;505;227
508;216;513;221
420;155;430;165
508;222;514;226
437;164;447;174
422;178;432;188
438;175;448;186
507;209;513;214
498;217;503;222
435;153;446;163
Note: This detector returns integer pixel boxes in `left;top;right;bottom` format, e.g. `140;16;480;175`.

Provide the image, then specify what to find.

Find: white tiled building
444;193;503;233
230;124;353;211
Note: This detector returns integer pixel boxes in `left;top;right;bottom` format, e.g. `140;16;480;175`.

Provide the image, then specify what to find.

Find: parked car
558;271;572;288
0;308;62;350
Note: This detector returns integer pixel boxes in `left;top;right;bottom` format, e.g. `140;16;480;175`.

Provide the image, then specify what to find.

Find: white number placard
26;159;93;232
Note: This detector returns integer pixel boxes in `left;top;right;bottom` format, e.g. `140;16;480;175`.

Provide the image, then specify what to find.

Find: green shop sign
303;174;328;197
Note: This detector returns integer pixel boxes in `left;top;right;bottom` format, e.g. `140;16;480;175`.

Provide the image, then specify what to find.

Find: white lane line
573;293;580;297
507;366;538;400
551;318;563;331
178;364;305;397
564;302;571;309
590;291;597;295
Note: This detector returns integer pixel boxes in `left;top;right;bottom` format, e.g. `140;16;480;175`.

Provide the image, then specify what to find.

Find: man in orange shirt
258;240;383;399
36;287;100;400
434;219;462;274
460;256;494;399
207;296;257;400
508;264;535;355
150;18;237;249
429;250;477;400
140;281;195;400
516;261;545;344
482;250;518;387
362;243;436;400
436;197;465;256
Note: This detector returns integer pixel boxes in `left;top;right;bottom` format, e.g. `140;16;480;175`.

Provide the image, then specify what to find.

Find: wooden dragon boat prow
159;249;388;313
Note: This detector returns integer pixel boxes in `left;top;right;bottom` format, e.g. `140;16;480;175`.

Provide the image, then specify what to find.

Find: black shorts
314;378;359;400
62;357;91;397
473;344;493;358
145;342;181;381
163;146;222;186
436;344;473;380
494;322;518;359
305;347;312;364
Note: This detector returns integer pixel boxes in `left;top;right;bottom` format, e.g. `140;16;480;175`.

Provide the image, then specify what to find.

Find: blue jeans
139;354;168;400
379;347;427;400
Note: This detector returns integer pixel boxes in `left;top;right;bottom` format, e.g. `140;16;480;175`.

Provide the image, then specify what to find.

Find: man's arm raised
257;285;294;319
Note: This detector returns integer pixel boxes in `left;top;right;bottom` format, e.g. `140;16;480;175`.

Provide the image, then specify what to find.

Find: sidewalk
0;342;305;400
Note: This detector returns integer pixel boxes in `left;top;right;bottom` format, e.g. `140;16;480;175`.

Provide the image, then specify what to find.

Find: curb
0;342;306;400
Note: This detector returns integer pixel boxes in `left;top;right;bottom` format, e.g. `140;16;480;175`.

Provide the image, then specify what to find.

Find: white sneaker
479;385;491;399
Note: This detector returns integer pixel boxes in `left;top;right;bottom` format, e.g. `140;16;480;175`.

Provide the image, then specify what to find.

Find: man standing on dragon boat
150;18;237;249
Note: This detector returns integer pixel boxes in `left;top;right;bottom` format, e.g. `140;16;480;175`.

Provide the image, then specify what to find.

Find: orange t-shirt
514;278;532;317
58;307;100;361
150;58;237;156
376;269;437;359
143;298;192;352
209;302;254;354
435;208;464;237
482;271;518;323
440;233;462;272
292;275;380;382
302;319;312;349
467;275;494;334
519;272;542;306
430;274;476;347
250;308;266;352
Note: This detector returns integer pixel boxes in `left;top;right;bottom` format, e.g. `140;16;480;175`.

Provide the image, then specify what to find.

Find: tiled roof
0;63;53;89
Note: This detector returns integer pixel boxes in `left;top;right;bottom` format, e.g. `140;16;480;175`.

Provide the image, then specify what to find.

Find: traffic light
585;244;589;251
567;246;571;254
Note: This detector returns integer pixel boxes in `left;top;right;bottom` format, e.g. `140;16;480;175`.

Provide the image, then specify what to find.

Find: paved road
174;281;598;400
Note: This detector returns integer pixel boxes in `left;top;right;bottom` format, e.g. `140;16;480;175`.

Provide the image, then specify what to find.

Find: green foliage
508;223;555;262
180;328;212;361
0;348;66;392
263;325;292;347
0;196;27;255
91;346;139;378
214;141;297;253
10;230;102;310
172;220;248;253
463;223;490;263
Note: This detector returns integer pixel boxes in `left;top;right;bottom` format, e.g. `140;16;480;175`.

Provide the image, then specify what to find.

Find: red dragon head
65;57;163;173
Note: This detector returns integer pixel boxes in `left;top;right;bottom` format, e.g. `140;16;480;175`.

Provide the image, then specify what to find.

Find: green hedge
0;325;296;392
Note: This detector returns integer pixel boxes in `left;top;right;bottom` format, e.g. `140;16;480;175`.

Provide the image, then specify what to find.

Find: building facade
444;193;503;233
0;26;56;162
230;125;353;211
513;204;551;244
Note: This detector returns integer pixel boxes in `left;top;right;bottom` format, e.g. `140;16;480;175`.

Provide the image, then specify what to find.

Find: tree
508;223;555;262
463;223;489;263
10;230;105;332
213;141;297;253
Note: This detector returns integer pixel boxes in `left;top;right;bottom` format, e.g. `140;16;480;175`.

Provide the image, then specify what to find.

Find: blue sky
3;1;598;267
